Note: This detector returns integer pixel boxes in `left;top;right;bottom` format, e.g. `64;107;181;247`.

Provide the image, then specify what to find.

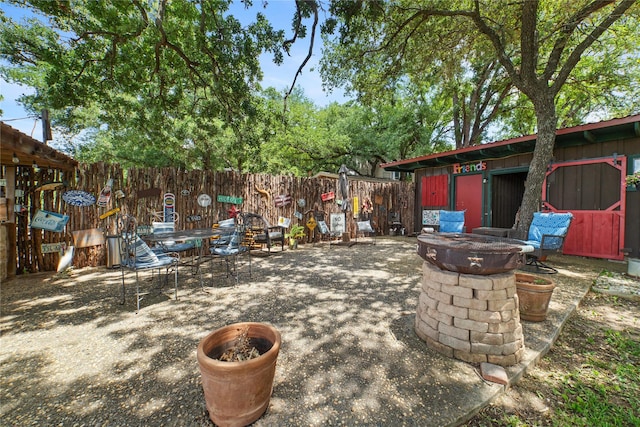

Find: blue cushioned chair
523;212;573;274
209;226;251;283
118;215;179;312
439;210;466;233
209;218;236;247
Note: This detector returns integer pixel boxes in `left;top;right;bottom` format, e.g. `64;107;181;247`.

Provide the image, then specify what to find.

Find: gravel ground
0;237;628;426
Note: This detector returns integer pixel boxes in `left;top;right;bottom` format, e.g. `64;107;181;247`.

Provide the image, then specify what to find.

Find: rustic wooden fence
15;163;415;272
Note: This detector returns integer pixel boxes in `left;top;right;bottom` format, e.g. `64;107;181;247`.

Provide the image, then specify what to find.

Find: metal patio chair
317;219;342;247
355;220;376;245
118;215;180;312
209;225;251;284
243;212;285;253
522;211;573;274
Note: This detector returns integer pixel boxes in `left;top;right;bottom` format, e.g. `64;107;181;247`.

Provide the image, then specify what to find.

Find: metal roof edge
381;114;640;171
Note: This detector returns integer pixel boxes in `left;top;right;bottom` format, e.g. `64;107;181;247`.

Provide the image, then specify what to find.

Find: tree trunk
512;94;557;239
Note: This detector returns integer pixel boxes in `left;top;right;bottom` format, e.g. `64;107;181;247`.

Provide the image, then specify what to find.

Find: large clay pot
197;322;281;427
515;273;555;322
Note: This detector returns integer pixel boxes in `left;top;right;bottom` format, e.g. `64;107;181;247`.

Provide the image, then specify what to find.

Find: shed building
382;115;640;260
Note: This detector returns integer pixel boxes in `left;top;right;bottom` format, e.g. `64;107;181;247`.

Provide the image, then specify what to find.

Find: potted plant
285;224;306;249
197;322;282;427
515;273;555;322
625;171;640;189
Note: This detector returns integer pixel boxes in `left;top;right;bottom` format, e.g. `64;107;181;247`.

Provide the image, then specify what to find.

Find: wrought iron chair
522;211;573;274
118;215;179;312
438;210;466;233
243;212;285;253
355;220;376;244
209;217;237;247
317;219;342;247
209;224;251;283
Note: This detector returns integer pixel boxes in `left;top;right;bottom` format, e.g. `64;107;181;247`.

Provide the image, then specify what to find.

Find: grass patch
549;328;639;427
466;293;640;427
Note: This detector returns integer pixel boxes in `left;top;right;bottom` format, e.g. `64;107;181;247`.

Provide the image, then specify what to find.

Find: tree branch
520;0;539;84
552;0;636;94
543;0;615;83
284;0;318;110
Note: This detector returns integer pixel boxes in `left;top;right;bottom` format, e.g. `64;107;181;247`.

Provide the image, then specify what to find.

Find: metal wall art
62;190;96;207
197;193;212;207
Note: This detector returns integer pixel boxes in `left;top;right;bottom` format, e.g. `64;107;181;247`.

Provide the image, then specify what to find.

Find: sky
0;1;349;142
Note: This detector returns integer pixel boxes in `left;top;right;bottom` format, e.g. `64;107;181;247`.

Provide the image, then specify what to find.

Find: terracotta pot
197;322;281;427
515;273;555;322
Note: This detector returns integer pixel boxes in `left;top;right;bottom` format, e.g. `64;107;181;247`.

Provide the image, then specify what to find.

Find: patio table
145;227;235;288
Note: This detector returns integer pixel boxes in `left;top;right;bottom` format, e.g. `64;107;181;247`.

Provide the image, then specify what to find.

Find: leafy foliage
1;0;639;185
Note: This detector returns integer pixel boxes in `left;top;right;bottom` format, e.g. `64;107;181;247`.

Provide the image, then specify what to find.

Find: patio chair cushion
357;221;374;233
210;230;249;256
439;210;465;233
318;220;329;234
122;235;177;268
524;212;573;250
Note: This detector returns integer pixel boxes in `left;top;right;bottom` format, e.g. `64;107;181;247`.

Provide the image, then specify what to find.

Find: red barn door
542;156;626;260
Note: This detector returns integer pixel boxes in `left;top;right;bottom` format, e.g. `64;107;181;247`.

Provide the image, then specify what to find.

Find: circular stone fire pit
416;233;532;275
415;233;533;367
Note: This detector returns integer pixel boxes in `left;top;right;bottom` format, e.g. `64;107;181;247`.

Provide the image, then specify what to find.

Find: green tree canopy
319;0;639;236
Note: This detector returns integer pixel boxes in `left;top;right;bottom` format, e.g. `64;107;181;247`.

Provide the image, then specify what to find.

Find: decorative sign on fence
321;191;335;202
274;194;292;207
99;207;120;220
72;228;106;248
35;182;63;192
306;217;317;231
278;216;291;228
31;209;69;232
294;211;303;220
186;214;202;222
163;193;175;222
228;205;239;218
197;194;212;207
217;194;243;204
41;242;64;254
352;196;360;219
330;213;346;234
422;209;440;226
62;190;96;207
97;179;113;207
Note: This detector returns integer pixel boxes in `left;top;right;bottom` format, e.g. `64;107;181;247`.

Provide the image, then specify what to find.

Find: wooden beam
583;130;597;143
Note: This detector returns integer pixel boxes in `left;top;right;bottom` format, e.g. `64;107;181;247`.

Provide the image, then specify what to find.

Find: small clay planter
515;273;555;322
197;322;281;427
